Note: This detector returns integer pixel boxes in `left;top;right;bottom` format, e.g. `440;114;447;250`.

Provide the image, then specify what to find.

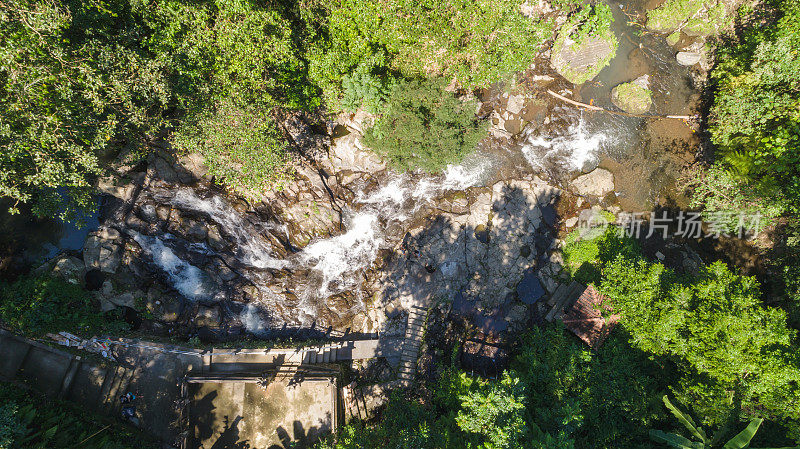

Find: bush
174;100;294;198
0;0;169;220
307;0;555;110
363;78;487;173
0;382;157;449
0;274;126;336
599;254;800;435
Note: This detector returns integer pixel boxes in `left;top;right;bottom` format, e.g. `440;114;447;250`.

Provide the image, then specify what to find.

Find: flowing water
7;0;704;334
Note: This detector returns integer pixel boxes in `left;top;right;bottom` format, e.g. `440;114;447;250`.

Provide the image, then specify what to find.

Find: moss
646;0;732;36
611;82;652;114
551;16;618;85
666;31;682;46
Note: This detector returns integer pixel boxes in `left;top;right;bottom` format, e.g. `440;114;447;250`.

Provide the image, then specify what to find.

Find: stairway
397;306;428;383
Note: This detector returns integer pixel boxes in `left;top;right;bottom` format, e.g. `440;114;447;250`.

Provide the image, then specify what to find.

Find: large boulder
329;133;386;174
611;75;653;114
51;256;86;284
676;51;702;66
550;12;618;85
83;231;123;273
571;168;615;196
646;0;731;37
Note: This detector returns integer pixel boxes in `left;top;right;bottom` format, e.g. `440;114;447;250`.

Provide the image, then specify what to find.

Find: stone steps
397;306;428;382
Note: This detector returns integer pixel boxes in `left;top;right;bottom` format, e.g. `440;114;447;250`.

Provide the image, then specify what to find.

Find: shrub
363;78;487;173
0;383;157;449
0;274;126;336
307;0;555;110
599;255;800;433
174;100;294;199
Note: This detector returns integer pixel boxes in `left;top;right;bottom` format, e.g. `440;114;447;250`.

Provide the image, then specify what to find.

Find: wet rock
146;287;181;322
611;75;652;114
85;269;105;291
186;220;208;241
676;51;702;66
517;269;546;305
195;306;221;328
571;168;615;197
156;205;171;221
140;204;158;223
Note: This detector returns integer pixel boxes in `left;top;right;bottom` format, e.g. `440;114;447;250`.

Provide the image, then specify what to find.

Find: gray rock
195;306;221;328
151;157;179;183
97;175;135;202
140;204;159;223
676;51;702;66
571;168;615;196
51;256;85;284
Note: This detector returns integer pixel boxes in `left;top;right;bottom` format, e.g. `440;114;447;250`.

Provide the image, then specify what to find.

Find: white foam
241;303;268;335
299;213;381;296
131;232;211;301
171;189;287;269
521;118;607;171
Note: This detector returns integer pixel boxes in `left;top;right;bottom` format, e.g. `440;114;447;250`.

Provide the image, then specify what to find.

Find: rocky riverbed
26;0;732;344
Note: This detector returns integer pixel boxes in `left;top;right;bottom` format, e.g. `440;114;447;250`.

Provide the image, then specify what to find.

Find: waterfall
171;188;288;270
130;231;215;302
520;116;608;172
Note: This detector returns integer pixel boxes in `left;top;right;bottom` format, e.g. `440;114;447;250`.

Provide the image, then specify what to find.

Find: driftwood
546;89;695;120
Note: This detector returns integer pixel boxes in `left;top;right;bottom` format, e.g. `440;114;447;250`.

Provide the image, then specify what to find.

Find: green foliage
0;274;127;336
698;0;800;227
0;402;24;449
682;165;783;233
513;325;669;448
650;396;774;449
308;0;555;110
133;0;320;112
598;252;800;433
0;0;169;220
0;382;157;449
562;225;639;284
645;0;731;36
174;100;294;198
340;64;394;114
456;373;530;449
363;78;487;173
551;3;618;85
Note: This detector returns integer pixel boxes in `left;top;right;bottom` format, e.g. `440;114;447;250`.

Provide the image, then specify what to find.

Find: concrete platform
185;371;338;449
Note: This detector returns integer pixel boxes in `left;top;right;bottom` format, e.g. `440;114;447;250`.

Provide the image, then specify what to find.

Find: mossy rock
666;31;682;46
550;25;618;85
611;76;652;114
646;0;732;37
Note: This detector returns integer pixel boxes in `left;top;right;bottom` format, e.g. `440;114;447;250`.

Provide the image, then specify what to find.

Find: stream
1;1;704;337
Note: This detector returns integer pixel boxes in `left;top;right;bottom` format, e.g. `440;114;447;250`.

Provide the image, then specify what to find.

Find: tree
307;0;556;110
363;78;487;173
599;255;800;433
456;373;530;449
173;100;294;199
0;0;168;220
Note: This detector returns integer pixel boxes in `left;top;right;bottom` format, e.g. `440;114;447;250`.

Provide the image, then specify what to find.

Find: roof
561;285;619;349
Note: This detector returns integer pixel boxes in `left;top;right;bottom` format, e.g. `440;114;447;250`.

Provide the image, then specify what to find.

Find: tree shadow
377;180;562;376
